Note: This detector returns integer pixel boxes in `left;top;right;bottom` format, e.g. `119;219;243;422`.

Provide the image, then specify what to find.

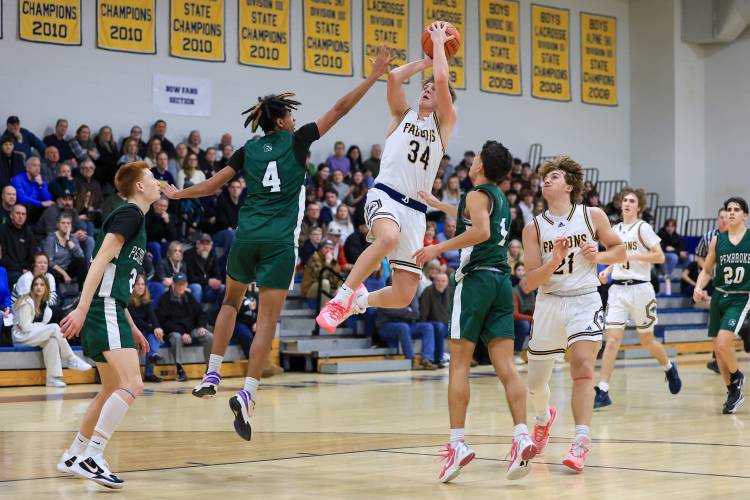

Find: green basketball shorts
450;270;514;344
226;240;296;290
82;297;134;363
708;291;750;337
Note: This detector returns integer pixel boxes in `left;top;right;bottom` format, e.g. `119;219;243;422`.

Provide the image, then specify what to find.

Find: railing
595;179;628;206
655;205;691;233
684;218;715;237
646;192;659;212
528;143;542;169
312;266;346;336
583;168;599;185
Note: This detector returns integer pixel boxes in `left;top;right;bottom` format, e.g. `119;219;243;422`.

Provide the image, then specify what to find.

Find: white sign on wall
152;74;211;116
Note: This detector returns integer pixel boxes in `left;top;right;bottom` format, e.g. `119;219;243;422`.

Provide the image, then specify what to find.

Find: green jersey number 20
262;161;281;192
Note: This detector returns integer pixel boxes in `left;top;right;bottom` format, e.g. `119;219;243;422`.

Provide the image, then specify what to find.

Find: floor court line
4;438;749;484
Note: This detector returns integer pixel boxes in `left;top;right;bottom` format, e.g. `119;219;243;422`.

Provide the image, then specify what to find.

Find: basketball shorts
605;282;658;332
708;291;750;338
82;297;134;363
364;187;425;275
528;291;604;360
227;240;296;290
450;270;514;344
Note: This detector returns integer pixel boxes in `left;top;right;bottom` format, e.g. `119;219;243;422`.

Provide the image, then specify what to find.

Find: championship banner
19;0;82;46
303;0;352;76
531;4;570;101
97;0;156;54
423;0;466;89
479;0;521;95
239;0;290;69
169;0;224;62
363;0;407;80
581;13;617;106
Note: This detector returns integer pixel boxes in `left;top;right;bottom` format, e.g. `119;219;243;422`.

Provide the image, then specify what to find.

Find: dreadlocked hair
241;92;301;133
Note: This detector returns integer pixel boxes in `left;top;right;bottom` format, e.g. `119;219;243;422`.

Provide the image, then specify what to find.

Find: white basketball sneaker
56;451;77;474
438;440;476;483
70;454;125;489
506;433;537;480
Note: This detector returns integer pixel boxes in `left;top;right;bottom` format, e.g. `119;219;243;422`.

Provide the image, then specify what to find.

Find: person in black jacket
128;274;164;383
344;223;370;265
214;178;244;277
146;197;178;263
155;273;213;382
183;234;224;305
375;294;438;370
1;134;25;187
0;204;37;285
658;218;688;295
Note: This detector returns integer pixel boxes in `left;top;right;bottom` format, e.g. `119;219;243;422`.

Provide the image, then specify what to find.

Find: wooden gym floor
0;354;748;499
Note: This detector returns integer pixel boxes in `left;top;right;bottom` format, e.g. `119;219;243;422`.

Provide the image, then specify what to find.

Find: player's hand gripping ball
421;21;461;58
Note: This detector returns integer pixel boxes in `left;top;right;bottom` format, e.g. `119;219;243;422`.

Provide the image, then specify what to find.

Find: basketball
421;22;461;58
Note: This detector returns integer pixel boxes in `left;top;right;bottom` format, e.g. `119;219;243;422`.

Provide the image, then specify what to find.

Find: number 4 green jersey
713;229;750;292
94;203;147;305
455;183;511;281
229;123;320;245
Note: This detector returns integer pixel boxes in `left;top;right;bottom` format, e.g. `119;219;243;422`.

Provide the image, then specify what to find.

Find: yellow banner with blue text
19;0;82;46
169;0;225;62
97;0;156;54
303;0;352;76
480;0;521;95
531;4;570;101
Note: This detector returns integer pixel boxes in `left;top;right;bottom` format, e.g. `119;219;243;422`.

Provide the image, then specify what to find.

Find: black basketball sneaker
722;371;745;414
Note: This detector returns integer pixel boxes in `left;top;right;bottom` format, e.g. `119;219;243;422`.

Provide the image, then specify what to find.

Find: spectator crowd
2;113;731;385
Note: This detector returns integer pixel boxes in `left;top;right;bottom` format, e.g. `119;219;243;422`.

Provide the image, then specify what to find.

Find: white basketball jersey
376;109;443;199
611;220;661;281
535;204;600;294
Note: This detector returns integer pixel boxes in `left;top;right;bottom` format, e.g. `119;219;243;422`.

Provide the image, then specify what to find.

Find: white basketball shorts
528;291;604;360
364;187;425;275
605;282;658;332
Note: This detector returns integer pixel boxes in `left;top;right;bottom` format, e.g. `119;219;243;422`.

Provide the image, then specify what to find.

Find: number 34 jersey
375;109;444;199
533;204;600;294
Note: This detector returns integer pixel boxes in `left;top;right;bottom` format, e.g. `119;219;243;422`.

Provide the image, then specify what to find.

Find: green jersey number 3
263;161;281;192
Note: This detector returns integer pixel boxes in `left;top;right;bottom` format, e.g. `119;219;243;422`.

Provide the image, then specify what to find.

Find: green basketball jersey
94;203;147;305
455;183;511;280
713;229;750;292
236;130;306;244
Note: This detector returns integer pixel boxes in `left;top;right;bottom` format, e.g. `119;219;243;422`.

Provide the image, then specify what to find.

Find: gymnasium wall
0;0;631;179
703;27;750;212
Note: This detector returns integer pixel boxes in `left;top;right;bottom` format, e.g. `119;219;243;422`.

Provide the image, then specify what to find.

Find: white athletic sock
243;377;260;400
598;381;609;392
337;284;354;301
514;424;529;438
207;354;223;374
84;435;108;457
662;361;673;371
68;432;89;456
87;392;130;455
450;428;465;447
355;292;369;311
574;425;590;441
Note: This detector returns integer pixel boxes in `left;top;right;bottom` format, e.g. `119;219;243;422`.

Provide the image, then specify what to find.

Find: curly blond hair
538;156;584;204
